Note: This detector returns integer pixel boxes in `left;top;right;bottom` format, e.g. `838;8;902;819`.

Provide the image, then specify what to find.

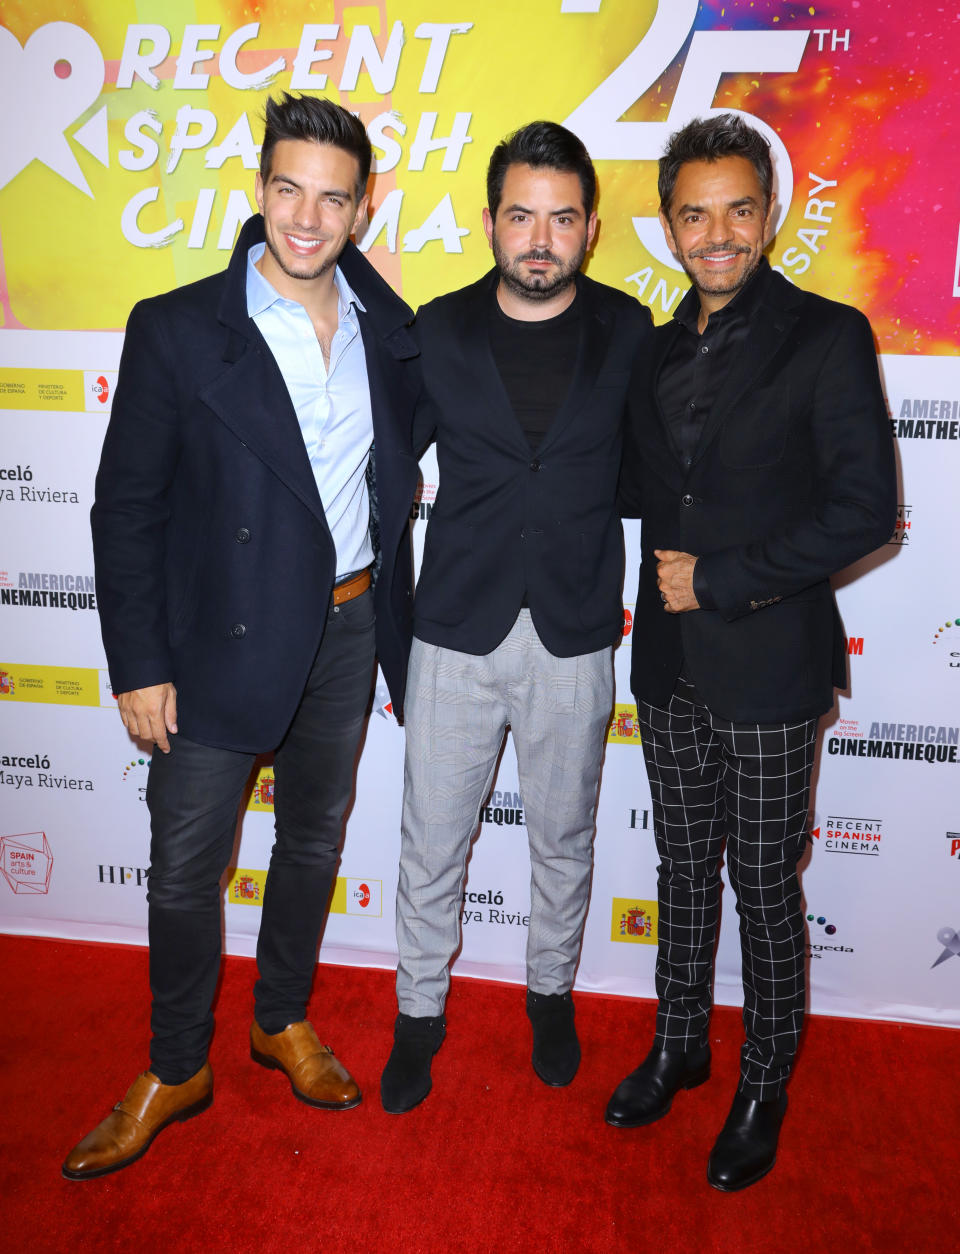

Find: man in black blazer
63;95;419;1180
608;115;896;1190
380;122;653;1113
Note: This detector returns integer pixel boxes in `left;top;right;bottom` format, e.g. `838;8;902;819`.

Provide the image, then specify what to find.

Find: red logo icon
1;832;53;894
92;375;109;404
354;882;371;909
623;608;633;637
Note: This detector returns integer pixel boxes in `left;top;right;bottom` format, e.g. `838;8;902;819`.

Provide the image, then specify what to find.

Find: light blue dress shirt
246;242;374;578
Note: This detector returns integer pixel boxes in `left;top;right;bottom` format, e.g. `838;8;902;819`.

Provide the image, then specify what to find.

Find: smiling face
482;163;597;310
659;155;775;317
254;138;368;296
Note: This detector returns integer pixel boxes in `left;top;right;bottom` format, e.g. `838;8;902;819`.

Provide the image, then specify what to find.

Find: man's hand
654;549;700;614
117;683;178;753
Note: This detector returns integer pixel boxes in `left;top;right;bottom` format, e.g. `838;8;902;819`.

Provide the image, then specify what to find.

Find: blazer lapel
635;321;687;487
536;275;607;454
690;269;802;466
455;272;532;455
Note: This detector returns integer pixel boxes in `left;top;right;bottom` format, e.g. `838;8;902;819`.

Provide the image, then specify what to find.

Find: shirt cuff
692;560;716;611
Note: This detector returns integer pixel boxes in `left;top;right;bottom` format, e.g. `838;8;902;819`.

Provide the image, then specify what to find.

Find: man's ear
585;210;598;251
352;193;370;238
482;206;495;250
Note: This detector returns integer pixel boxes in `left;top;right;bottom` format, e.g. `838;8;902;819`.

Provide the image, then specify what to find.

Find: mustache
517;249;563;265
688;242;752;258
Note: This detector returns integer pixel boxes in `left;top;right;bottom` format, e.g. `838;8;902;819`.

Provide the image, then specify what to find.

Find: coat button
681;493;694;507
529;459;541;472
235;527;251;543
230;623;246;638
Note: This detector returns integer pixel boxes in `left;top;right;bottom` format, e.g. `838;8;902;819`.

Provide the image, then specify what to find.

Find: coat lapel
197;217;327;524
199;335;329;525
198;218;417;531
689;266;802;467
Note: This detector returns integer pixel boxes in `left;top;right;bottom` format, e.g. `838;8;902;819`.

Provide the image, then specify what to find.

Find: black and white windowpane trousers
637;675;818;1099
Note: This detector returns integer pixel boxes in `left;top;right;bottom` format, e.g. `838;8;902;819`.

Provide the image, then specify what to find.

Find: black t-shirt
488;288;581;452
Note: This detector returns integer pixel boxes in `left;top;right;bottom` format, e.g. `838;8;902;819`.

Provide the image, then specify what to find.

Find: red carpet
1;934;956;1253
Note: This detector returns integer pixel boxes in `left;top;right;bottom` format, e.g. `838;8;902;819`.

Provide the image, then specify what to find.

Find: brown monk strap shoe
61;1062;213;1181
250;1020;361;1109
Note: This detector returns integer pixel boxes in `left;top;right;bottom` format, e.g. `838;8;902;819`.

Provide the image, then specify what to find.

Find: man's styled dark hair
486;121;597;220
260;92;372;201
658;114;773;214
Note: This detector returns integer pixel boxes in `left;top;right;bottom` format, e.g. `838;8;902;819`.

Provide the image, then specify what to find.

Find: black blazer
621;262;896;723
91;214;420;752
412;269;653;657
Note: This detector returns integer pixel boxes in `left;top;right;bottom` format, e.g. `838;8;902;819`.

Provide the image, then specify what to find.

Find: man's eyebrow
501;202;582;216
268;172;351;198
675;195;761;214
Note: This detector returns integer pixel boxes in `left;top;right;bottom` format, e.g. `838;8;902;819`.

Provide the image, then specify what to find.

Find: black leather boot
380;1013;446;1113
605;1043;711;1127
707;1090;788;1191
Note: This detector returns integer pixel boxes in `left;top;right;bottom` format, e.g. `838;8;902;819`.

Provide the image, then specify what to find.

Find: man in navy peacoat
64;94;419;1182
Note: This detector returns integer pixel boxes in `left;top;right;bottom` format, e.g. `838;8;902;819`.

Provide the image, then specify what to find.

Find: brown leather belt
332;568;371;606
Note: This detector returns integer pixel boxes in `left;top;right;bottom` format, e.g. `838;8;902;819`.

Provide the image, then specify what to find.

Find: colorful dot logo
932;618;960;645
122;757;150;780
807;914;837;936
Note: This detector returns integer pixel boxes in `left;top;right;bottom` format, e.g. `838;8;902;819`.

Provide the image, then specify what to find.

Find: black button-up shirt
658;257;771;467
657;258;773;609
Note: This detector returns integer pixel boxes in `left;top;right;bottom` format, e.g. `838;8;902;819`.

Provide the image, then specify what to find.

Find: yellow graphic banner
226;867;267;905
224;870;383;917
611;898;658;945
0;369;84;411
3;3;951;352
0;663;102;706
608;704;641;745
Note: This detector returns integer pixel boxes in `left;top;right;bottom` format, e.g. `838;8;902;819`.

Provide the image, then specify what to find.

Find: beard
491;231;586;302
263;230;338;283
677;241;761;298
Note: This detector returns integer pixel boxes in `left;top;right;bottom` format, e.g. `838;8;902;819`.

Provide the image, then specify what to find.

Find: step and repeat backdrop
1;1;958;1027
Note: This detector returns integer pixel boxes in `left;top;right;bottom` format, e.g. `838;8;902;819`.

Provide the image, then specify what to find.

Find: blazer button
235;527;251;543
529;459;542;472
230;623;246;638
681;493;694;507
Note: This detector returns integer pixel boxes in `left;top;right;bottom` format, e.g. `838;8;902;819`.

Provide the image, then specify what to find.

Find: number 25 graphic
562;0;809;271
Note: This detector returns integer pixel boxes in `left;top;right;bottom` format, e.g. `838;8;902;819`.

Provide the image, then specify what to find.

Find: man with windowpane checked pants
612;114;896;1190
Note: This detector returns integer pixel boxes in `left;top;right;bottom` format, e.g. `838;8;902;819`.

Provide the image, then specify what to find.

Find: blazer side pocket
414;517;476;627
